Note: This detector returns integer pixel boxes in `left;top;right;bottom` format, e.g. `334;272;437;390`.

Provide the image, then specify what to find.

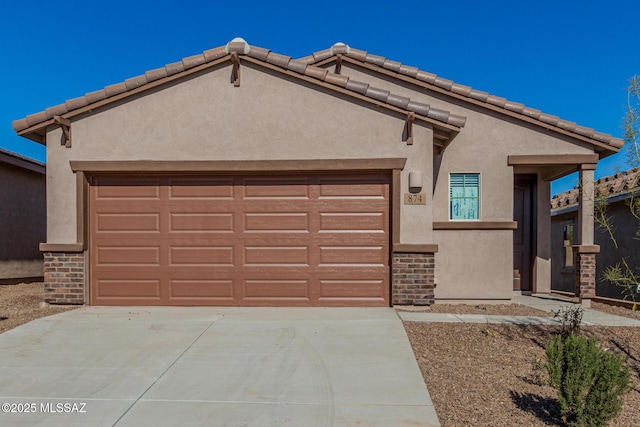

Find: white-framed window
449;173;480;220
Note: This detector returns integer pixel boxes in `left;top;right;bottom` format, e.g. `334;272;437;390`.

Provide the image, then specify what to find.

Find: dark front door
513;175;536;292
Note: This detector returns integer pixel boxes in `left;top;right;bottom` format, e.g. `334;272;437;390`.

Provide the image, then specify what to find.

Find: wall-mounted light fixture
409;171;423;191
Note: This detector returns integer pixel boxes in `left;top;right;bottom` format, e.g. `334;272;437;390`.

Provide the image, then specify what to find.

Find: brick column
43;252;85;305
572;246;599;308
392;251;435;306
575;253;596;299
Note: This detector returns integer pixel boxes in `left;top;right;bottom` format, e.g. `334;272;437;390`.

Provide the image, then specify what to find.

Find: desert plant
545;334;632;427
530;355;550;387
552;305;584;339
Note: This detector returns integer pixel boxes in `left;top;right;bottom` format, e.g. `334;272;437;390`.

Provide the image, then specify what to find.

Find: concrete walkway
398;295;640;327
0;307;438;427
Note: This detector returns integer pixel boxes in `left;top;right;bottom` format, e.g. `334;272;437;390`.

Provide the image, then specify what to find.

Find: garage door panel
244;178;310;199
95;246;160;266
319;280;386;299
170;213;234;233
90;172;390;306
243;280;310;299
94;178;161;199
169;246;234;266
244;246;309;266
96;213;161;233
319;213;387;232
168;178;234;199
95;279;161;299
319;246;386;265
318;178;389;199
244;213;309;232
170;279;235;299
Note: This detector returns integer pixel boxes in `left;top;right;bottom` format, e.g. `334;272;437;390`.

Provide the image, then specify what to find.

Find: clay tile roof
551;168;640;209
203;46;227;62
13;38;467;138
302;43;623;151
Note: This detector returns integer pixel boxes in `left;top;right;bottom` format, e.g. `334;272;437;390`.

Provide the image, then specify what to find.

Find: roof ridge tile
265;52;291;69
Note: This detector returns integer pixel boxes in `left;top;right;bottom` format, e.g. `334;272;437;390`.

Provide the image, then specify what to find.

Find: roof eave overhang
316;55;620;157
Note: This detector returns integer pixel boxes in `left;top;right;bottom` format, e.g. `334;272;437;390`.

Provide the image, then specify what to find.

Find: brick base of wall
43;252;85;305
575;252;596;299
392;252;435;305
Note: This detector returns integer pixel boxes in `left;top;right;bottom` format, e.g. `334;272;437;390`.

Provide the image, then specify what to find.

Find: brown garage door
89;173;390;306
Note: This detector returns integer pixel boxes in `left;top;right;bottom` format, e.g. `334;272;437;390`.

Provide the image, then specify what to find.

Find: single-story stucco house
13;38;623;306
551;168;639;302
0;148;46;283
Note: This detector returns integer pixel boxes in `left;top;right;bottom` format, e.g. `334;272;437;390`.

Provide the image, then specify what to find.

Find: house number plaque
404;193;426;205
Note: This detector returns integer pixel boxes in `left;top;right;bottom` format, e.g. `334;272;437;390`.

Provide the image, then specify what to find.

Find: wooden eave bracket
230;51;241;87
335;54;343;74
405;113;415;145
53;116;71;147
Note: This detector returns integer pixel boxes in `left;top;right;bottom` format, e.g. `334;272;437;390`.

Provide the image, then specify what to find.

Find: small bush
552;305;584;339
545;334;632;427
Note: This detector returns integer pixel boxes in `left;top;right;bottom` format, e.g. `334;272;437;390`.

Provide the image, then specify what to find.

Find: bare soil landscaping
0;282;77;333
2;283;639;426
404;303;640;427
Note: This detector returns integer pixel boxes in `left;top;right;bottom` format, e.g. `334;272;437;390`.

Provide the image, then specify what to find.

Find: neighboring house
0;148;46;283
551;169;640;300
13;38;623;306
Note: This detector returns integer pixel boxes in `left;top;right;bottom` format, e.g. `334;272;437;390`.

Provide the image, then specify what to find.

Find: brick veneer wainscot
575;252;596;299
392;252;435;305
43;252;85;304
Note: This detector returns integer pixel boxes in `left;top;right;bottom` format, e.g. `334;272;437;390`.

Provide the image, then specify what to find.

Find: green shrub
545;334;632;427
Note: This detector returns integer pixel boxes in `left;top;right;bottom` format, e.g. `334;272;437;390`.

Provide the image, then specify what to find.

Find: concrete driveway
0;307;438;426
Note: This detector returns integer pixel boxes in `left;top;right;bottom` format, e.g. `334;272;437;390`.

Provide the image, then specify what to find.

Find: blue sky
2;0;638;195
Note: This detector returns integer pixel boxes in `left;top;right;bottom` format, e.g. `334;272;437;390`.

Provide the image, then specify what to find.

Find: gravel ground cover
591;300;640;320
0;282;77;333
404;302;640;427
399;303;553;317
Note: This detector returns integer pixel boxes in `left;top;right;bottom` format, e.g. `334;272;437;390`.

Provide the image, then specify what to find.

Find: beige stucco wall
337;63;597;300
434;230;513;299
45;62;434;246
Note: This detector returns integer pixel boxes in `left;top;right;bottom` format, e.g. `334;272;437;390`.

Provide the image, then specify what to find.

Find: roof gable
13;38;466;145
299;43;623;154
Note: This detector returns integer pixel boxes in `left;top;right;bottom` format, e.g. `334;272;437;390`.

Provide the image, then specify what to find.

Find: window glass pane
449;173;479;220
450;186;465;199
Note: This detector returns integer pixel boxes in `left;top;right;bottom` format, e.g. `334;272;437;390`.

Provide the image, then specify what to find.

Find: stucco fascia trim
572;244;600;254
77;172;88;249
39;243;84;252
433;221;518;230
393;243;439;253
391;169;401;246
70;158;407;173
508;154;599;166
334;56;620;154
